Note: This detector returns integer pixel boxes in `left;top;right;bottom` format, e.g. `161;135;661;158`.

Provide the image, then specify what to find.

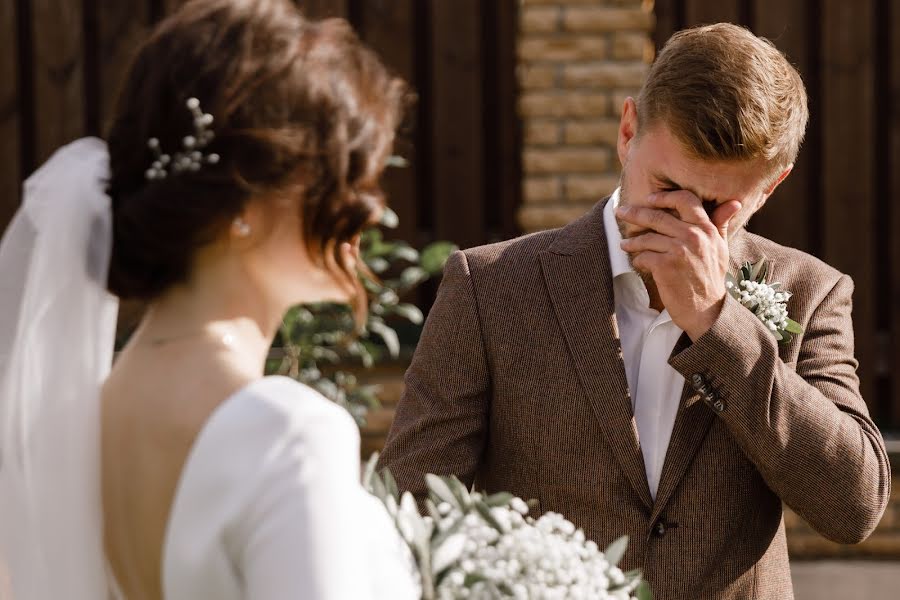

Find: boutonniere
725;259;803;344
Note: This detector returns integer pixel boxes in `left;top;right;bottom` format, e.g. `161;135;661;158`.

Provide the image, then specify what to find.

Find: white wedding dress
158;376;418;599
0;139;419;600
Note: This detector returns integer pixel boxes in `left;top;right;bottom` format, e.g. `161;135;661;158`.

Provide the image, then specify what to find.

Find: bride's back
101;342;253;600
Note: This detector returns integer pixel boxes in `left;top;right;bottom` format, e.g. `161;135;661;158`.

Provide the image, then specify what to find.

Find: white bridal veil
0;138;118;598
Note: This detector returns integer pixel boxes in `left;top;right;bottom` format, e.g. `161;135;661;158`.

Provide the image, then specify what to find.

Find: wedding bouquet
365;458;652;600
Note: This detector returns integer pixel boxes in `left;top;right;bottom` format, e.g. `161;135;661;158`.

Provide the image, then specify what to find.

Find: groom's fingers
648;190;709;226
620;231;676;254
711;200;743;238
615;205;691;238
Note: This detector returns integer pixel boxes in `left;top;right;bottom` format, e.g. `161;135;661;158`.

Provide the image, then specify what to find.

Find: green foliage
268;207;457;423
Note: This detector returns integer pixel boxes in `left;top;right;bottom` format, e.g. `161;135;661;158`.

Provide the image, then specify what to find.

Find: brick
564;119;620;145
563;7;655;33
521;6;560;34
565;174;621;201
519;92;609;118
523;177;562;203
519;64;558;90
524;147;611;175
518;36;607;62
525;120;562;146
612;31;653;61
563;62;648;89
518;202;595;233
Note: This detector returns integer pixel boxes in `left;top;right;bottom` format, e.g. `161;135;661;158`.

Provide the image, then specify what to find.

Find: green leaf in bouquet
420;242;458;275
484;492;515;507
749;260;767;282
432;533;467;574
785;318;804;334
604;535;629;566
474;500;505;533
368;319;400;358
740;262;753;282
383;469;401;503
426;474;461;509
635;580;654;600
425;498;442;523
363;453;380;491
446;476;472;508
369;471;388;502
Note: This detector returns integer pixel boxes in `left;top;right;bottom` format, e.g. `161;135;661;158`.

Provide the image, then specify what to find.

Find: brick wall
516;0;655;233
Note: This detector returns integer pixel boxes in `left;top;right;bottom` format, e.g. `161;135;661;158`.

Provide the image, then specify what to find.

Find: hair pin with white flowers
145;97;220;181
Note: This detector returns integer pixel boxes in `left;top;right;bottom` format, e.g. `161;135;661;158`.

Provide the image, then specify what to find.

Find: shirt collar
603;187;632;279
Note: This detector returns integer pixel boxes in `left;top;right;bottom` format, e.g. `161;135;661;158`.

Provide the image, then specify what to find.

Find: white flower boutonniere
726;259;803;344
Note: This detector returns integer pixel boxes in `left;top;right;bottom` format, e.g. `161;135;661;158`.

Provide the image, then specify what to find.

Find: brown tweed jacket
378;198;891;600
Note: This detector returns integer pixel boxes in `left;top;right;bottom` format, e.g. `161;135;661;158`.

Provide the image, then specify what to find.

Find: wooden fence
0;0;521;277
655;0;900;430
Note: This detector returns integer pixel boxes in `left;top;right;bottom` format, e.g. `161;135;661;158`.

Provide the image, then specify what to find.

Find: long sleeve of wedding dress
162;377;419;600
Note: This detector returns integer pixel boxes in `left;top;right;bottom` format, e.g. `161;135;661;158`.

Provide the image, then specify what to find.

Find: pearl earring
233;218;251;237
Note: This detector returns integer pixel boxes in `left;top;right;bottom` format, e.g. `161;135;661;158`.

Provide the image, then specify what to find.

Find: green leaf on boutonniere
728;259;803;345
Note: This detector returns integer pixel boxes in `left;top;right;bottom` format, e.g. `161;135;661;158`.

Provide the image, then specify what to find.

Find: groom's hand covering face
613;98;791;341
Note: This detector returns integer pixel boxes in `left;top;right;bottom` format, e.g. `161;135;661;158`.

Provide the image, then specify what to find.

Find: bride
0;0;419;598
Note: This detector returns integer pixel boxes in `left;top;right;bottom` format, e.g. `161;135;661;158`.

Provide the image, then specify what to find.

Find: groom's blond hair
638;23;808;178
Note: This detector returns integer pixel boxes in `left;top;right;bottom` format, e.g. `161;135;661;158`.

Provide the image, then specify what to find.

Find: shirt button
712;399;727;412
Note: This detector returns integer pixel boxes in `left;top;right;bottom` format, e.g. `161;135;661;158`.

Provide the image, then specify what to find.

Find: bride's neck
133;268;285;375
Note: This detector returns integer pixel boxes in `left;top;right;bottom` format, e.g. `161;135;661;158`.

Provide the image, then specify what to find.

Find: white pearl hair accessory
145;97;220;181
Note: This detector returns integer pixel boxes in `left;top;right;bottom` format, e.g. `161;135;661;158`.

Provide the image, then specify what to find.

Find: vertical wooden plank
654;0;683;49
748;0;812;253
0;0;19;233
31;0;85;164
889;0;900;427
431;0;485;249
357;0;417;244
483;0;521;242
821;0;877;407
684;0;741;25
97;1;150;134
300;0;349;19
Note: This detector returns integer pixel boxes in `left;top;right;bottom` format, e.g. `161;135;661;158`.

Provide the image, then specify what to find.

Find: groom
378;23;890;599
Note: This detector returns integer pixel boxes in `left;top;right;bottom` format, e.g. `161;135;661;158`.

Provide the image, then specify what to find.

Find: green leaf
474;500;506;532
785;318;804;334
383;469;401;503
484;492;514;507
390;244;419;263
400;266;428;288
420;242;458;274
446;476;472;507
368;320;400;358
635;580;654;600
363;453;380;491
386;155;409;169
367;257;390;274
750;259;767;282
426;474;460;509
391;303;424;325
604;535;629;566
380;206;400;228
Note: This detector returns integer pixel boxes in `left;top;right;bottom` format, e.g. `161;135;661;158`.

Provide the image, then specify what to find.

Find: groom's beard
616;176;657;290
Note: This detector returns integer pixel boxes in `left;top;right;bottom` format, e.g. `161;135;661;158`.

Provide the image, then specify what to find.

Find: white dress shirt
603;189;686;499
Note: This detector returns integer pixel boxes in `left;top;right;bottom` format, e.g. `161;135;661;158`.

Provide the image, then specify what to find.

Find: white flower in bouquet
365;457;652;600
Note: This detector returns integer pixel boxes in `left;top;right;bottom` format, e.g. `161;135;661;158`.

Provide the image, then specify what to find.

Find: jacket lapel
650;228;758;521
539;199;654;511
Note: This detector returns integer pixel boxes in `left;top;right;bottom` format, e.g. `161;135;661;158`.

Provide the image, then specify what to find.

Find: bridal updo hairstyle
105;0;407;301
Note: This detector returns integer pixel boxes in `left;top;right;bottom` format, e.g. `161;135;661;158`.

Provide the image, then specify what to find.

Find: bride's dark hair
105;0;407;302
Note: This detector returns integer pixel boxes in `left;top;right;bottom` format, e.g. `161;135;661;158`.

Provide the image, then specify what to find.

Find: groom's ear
763;164;793;197
617;97;639;168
